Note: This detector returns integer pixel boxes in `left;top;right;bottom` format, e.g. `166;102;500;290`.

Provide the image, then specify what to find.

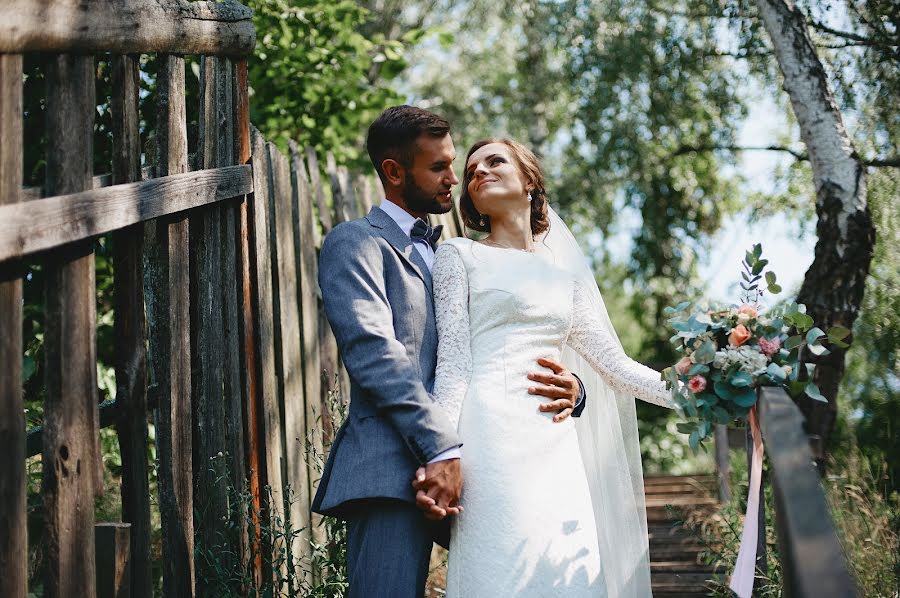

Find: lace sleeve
432;244;472;429
567;280;674;409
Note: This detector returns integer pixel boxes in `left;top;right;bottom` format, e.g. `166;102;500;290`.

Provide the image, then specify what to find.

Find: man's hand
411;460;463;521
528;356;580;423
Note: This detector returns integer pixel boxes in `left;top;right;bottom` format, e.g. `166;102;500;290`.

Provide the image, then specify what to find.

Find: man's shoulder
322;216;379;250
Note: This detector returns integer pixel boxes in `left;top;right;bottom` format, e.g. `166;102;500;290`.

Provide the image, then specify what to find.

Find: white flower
782;365;792;376
737;313;751;325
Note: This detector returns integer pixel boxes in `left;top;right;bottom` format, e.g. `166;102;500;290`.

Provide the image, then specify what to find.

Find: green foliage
194;384;350;596
837;168;900;496
246;0;410;166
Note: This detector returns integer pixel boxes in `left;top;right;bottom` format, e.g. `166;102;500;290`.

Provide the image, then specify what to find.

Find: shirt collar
379;198;419;237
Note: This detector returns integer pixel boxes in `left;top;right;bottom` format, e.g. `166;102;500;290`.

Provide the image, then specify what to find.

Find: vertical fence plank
149;53;195;598
326;152;349;225
110;52;151;598
248;128;286;584
356;173;373;217
0;52;26;598
289;142;325;548
234;58;264;589
42;52;99;598
305;146;332;233
95;523;131;598
214;58;250;586
192;55;228;592
268;143;313;580
306;150;343;411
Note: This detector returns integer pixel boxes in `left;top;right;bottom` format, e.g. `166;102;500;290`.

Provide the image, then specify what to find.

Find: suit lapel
366;206;433;292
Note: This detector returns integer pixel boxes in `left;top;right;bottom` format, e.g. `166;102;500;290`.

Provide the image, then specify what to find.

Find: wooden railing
756;386;858;597
712;388;859;596
0;2;465;596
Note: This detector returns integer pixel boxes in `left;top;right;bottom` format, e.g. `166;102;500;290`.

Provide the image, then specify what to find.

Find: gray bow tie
410;219;443;250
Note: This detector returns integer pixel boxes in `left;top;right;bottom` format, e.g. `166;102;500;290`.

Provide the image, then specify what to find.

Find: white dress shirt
379;199;460;464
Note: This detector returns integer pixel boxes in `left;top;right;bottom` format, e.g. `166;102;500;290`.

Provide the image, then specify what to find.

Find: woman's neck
486;210;534;250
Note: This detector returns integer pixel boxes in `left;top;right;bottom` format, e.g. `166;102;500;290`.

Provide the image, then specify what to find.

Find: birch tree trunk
754;0;875;468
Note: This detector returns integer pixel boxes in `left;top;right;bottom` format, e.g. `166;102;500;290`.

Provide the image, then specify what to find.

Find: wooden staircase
646;474;723;597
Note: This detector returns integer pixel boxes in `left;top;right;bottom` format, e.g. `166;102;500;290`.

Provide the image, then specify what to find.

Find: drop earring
479;214;486;227
527;191;533;202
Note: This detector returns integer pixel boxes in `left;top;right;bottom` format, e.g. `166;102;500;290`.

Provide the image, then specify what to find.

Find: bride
426;139;676;596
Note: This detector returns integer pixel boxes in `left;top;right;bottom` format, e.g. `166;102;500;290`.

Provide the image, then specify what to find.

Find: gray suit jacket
312;206;462;517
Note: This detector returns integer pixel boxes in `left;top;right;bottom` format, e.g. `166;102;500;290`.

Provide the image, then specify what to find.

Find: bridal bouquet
662;244;849;450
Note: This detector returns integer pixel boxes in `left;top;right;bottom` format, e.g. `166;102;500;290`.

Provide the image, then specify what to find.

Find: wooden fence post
42;52;99;598
95;522;131;598
149;53;195;598
0;52;26;598
192;54;230;593
110;52;152;598
235;57;264;589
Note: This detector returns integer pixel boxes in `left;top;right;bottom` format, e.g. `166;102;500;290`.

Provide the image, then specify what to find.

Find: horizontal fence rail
757;386;859;598
1;0;255;56
0;165;253;262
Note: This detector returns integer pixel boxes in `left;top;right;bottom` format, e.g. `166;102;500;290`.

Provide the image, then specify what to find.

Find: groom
313;105;586;597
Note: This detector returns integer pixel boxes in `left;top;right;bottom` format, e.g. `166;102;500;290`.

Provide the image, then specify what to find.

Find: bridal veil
541;207;653;597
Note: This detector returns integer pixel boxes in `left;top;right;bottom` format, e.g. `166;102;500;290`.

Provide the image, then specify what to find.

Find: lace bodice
431;238;673;428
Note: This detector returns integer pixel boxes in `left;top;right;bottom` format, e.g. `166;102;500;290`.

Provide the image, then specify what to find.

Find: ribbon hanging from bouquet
729;406;764;598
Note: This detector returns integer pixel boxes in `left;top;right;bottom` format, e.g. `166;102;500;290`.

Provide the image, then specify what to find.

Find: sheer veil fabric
540;207;653;596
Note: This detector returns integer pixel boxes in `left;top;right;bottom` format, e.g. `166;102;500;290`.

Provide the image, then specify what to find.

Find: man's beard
403;174;452;214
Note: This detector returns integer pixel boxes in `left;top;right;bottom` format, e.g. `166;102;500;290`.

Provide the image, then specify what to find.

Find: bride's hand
412;462;464;520
529;357;580;422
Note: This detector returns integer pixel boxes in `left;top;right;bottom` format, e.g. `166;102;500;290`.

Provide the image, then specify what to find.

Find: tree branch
674;144;808;161
807;18;899;50
674;145;899;168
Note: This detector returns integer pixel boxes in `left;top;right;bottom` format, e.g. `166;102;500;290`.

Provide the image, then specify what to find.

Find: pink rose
729;324;752;348
758;336;781;356
688;375;707;393
675;356;693;375
738;304;759;318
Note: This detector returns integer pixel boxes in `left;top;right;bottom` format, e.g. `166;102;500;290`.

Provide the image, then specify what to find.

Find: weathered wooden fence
0;2;463;596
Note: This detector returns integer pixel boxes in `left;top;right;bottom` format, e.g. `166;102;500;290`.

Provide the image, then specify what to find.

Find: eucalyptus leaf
766;362;786;381
693;341;717;364
805;383;828;403
806;327;825;345
785;335;804;350
688;363;710;376
729;371;754;387
808;343;831;356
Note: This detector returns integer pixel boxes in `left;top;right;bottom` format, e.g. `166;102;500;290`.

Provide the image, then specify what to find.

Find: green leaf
808;343;830;356
688;363;709;376
674;300;691;312
732;387;758;407
753;243;762;258
806;327;825;345
793;313;814;330
827;325;851;348
693;341;717;364
751;259;769;276
676;422;694;435
784;334;803;351
769;284;782;294
766;362;786;381
805;383;828;403
23;355;36;383
729;371;754;387
765;271;777;287
689;430;700;452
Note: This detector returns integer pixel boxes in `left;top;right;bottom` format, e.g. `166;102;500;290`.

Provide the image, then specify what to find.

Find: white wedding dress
432;237;673;597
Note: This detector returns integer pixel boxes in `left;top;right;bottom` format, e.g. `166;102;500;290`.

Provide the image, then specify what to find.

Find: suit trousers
345;499;435;598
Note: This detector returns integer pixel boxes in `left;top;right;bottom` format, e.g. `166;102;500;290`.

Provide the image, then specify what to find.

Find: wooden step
650;544;707;560
651;560;719;573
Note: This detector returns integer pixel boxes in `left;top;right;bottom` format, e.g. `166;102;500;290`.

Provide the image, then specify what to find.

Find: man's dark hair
366;106;451;184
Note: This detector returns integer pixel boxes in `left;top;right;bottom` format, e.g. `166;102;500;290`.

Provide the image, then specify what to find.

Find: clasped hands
412;357;581;520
